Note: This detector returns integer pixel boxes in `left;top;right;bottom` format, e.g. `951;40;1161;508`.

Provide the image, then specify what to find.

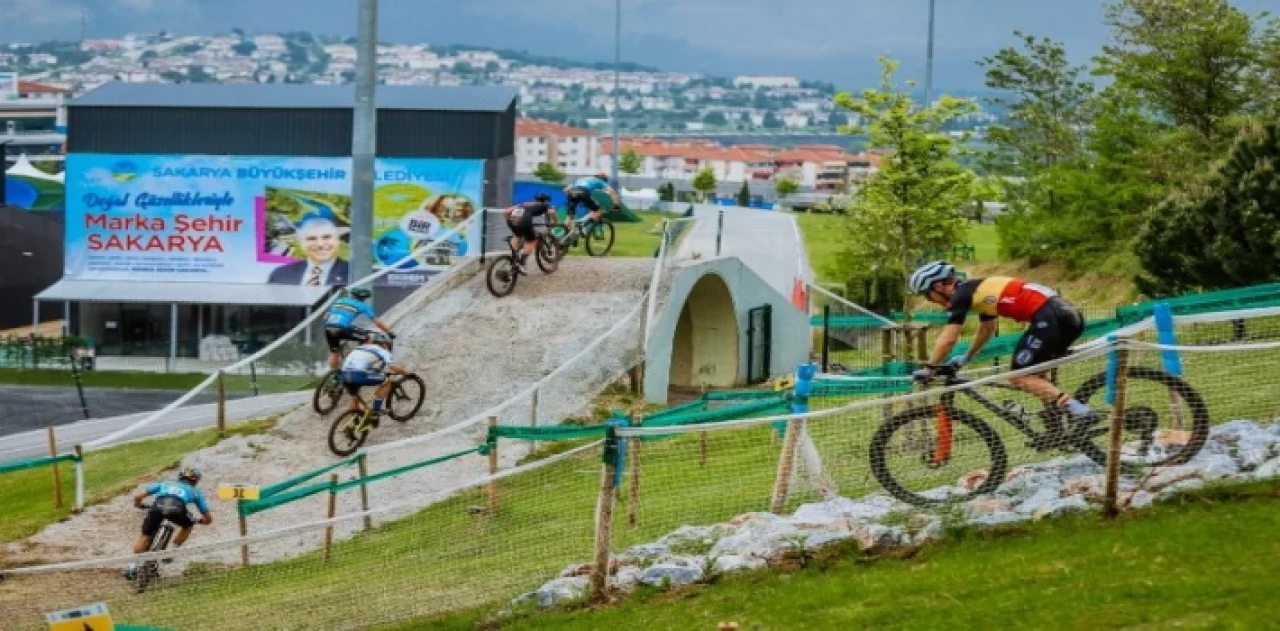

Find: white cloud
5;0;82;27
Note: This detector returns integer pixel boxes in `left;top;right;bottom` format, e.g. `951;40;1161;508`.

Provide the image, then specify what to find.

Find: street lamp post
610;0;621;186
349;0;378;288
924;0;936;109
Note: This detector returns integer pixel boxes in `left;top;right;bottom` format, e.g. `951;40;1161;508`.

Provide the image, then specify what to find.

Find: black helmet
534;192;551;203
349;287;372;300
178;467;202;486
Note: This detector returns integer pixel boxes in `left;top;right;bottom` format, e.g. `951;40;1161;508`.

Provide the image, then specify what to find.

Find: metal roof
71;82;519;113
36;278;331;306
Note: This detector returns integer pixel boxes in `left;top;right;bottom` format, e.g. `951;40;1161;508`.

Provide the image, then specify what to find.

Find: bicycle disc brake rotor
1123;406;1159;439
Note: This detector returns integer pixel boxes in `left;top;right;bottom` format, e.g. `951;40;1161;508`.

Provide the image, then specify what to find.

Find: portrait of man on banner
267;212;351;286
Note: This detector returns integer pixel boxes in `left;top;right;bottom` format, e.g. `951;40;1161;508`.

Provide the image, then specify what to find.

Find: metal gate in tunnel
746;304;772;385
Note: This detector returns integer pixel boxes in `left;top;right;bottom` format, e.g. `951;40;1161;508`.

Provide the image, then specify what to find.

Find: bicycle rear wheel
135;525;172;594
584;219;615;257
869;404;1009;506
485;255;519;297
328;410;370;456
387;374;426;421
1072;366;1211;467
312;370;344;415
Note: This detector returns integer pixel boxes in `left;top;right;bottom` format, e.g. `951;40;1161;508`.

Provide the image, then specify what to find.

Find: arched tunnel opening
669;273;739;388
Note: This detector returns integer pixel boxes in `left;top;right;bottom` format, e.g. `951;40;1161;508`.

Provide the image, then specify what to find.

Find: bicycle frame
935;376;1059;443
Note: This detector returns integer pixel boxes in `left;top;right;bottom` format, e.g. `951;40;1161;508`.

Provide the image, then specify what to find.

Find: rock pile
515;419;1280;607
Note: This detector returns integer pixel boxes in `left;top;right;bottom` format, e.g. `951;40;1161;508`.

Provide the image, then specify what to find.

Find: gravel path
3;258;655;570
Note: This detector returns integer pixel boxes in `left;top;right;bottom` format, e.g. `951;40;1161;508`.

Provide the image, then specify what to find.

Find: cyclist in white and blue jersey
340;332;410;418
125;468;210;580
323;286;394;371
563;172;620;225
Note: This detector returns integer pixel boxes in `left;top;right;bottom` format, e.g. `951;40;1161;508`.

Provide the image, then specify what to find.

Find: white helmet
909;260;956;294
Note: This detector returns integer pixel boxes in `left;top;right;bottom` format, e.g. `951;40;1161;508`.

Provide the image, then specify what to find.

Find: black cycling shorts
565;187;601;213
141;495;194;536
324;326;369;353
506;216;538;243
1011;298;1084;371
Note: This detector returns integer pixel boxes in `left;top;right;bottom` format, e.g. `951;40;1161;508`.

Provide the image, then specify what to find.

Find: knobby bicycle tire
387;374;426;422
1072;366;1211;467
312;370;344;415
584;220;616;257
136;525;172;594
485;255;519;298
328;410;370;457
536;237;560;274
869;405;1009;506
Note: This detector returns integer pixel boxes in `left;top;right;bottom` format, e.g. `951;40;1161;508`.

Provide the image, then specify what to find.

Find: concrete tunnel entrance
669;273;739;388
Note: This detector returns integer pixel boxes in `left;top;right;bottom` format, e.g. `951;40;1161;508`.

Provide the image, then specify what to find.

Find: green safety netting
331;447;479;494
640;397;789;429
1116;282;1280;324
258;453;361;499
812;378;913;397
641;397;708;422
489;424;609;442
700;389;787;402
0;452;79;476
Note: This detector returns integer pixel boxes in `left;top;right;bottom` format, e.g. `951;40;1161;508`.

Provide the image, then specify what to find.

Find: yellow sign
216;484;261;501
773;375;796;391
45;603;114;631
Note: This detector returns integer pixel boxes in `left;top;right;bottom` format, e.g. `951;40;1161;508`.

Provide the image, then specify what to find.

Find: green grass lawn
0;367;316;393
0;419;275;545
409;480;1280;630
566;212;683;259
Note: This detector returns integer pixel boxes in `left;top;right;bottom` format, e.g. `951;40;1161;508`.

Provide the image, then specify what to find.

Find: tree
775;178;800;198
618;147;643;175
735;180;752;207
833;57;977;318
233;41;257;57
691;166;717;200
703;111;728;126
658;182;676;202
532;162;565;184
1096;0;1257;151
1134;122;1280;294
762;112;784;129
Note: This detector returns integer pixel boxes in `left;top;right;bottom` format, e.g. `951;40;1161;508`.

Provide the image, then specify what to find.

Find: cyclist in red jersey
907;260;1098;427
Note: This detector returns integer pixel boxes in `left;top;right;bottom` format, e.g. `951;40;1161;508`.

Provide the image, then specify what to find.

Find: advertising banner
0;72;17;101
65;154;482;287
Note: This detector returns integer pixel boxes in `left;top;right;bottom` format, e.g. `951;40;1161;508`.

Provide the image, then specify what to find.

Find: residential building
515;118;601;176
732;75;800;89
2;80;69;162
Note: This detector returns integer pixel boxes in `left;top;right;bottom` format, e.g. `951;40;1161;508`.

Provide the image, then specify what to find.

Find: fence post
238;510;250;567
912;324;928;362
529;388;540;454
249;362;260;396
880;326;899;424
770;416;803;514
216;370;227;438
324;473;338;562
73;444;84;512
715;209;724;256
487;415;499;515
1103;339;1131;519
47;426;63;509
590;426;621;601
628;413;642;529
357;453;372;531
820;305;831;372
68;352;90;419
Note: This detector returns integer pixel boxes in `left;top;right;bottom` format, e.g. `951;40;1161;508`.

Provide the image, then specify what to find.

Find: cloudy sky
4;0;1276;89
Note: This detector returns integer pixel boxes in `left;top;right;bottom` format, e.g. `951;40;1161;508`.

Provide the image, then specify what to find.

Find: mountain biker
563;172;620;226
340;331;410;419
323;287;394;371
908;261;1098;434
124;467;211;580
505;192;559;275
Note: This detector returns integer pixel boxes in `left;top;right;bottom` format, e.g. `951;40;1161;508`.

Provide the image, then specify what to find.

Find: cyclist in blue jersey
563;172;620;225
323;287;394;371
125;467;211;580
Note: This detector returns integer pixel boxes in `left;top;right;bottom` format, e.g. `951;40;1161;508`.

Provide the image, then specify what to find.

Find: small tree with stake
533;162;566;185
736;180;752;207
692;166;718;201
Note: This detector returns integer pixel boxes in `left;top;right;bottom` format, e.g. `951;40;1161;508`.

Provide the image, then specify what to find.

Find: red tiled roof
18;81;70;94
516;117;597;137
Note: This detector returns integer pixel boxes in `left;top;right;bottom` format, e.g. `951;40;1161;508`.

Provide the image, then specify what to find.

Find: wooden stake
216;370;227;438
238;514;250;567
324;473;338;561
357;453;372;531
73;444;84;512
487;415;499;515
1103;344;1131;519
628;414;642;529
590;451;619;600
698;431;708;466
47;426;62;508
770;418;803;514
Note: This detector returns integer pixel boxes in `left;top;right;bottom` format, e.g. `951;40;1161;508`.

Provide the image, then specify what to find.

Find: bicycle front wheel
328;410;370;457
584;220;615;257
387;374;426;421
536;237;560;274
313;370;344;415
869;404;1009;506
485;256;518;298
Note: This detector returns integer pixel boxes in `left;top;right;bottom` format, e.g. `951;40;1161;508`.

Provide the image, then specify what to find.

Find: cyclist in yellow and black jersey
908;260;1098;425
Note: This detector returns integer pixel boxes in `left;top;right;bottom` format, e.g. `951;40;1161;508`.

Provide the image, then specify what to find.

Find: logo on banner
110;161;139;183
400;210;441;240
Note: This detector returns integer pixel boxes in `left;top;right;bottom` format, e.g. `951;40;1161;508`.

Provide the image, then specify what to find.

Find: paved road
0;389;309;462
0;386;237;435
676;205;811;298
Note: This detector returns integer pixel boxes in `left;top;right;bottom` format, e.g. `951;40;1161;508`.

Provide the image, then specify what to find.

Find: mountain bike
550;215;615;259
131;502;200;594
868;359;1210;506
327;372;427;456
485;225;562;298
312;327;382;415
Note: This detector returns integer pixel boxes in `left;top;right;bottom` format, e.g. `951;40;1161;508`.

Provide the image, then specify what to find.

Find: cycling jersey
945;276;1058;325
572;176;608;192
341;344;395;375
145;481;209;515
325;296;377;329
506;201;552;222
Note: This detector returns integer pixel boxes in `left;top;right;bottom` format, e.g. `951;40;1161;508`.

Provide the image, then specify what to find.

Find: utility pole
610;0;621;186
924;0;936;109
349;0;378;287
